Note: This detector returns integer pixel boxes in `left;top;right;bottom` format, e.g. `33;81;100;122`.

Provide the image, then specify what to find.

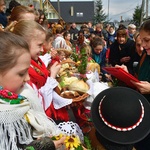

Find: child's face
0;51;31;93
59;51;66;61
93;45;103;54
43;38;53;52
30;30;46;61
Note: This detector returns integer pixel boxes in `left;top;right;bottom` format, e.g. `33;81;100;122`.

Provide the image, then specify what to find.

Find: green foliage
51;136;57;140
93;0;107;24
77;48;88;75
111;78;119;87
70;48;88;75
70;52;79;62
76;145;84;150
59;77;66;88
25;146;35;150
132;5;142;27
84;136;92;150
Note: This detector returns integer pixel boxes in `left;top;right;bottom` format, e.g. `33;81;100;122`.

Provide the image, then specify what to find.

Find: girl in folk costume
53;24;68;49
39;30;60;69
0;31;66;150
115;20;150;150
63;31;72;50
12;20;75;122
40;30;60;67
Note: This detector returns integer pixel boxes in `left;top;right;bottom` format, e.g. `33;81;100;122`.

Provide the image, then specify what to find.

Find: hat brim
91;87;150;144
56;48;72;56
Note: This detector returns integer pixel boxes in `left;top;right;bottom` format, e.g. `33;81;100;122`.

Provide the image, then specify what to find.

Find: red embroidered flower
0;90;18;99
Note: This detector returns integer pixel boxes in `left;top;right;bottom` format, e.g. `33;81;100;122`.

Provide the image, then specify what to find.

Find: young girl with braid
12;20;77;123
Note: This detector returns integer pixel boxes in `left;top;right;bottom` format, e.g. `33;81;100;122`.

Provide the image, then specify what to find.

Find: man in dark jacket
0;0;7;28
69;22;79;42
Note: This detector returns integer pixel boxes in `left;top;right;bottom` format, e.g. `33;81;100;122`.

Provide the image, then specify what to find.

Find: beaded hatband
99;95;144;131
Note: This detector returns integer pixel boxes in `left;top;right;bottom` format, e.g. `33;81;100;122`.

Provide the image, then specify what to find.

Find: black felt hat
91;87;150;144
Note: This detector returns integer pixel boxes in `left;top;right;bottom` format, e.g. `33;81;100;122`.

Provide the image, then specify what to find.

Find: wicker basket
56;58;89;102
72;93;89;102
54;86;89;102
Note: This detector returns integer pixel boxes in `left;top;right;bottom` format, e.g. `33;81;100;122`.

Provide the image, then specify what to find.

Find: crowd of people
1;0;150;150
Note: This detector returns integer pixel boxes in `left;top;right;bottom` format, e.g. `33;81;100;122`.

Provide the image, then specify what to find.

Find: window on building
76;12;83;17
47;12;56;19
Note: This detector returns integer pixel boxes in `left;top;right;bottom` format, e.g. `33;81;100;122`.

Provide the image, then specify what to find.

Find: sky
102;0;142;21
50;0;149;21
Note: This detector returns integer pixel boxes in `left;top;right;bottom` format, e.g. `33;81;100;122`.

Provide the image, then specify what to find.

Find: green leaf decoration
8;92;12;96
76;145;83;150
70;52;79;62
51;136;57;140
25;146;35;150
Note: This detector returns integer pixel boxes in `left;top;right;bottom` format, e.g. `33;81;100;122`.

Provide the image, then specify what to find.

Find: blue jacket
92;47;107;74
0;12;8;27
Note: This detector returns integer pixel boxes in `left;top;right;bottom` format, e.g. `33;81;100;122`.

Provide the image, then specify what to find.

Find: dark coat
69;27;79;41
109;38;135;74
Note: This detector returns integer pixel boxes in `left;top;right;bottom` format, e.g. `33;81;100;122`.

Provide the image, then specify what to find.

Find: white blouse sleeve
39;77;58;110
39;53;51;67
39;77;73;110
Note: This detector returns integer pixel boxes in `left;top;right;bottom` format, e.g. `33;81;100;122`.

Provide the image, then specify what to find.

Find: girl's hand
4;21;18;32
120;56;130;63
50;61;61;78
131;80;150;94
115;64;129;73
105;73;112;82
53;136;66;149
50;49;57;59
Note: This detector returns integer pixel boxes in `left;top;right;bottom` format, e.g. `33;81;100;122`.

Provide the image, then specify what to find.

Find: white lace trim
58;121;84;143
